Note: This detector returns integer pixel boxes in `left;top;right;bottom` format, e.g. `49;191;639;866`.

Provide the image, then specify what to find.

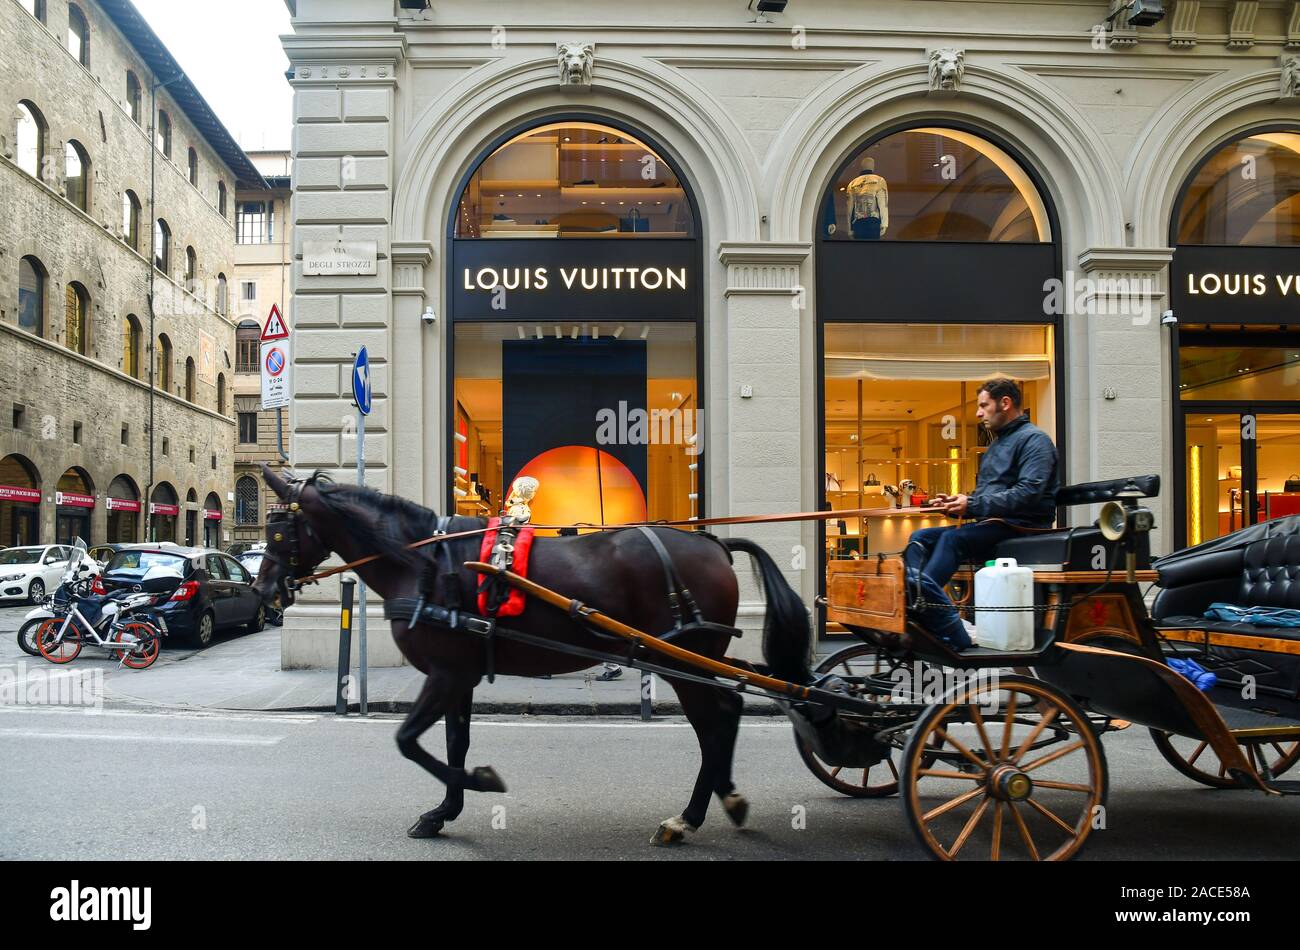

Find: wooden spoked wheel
795;642;908;797
112;623;161;669
901;675;1108;861
1149;730;1300;788
36;619;81;664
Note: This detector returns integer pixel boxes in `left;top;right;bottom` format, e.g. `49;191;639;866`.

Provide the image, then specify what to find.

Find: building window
64;141;89;211
185;246;197;293
156;109;171;158
236;201;271;244
235;476;259;525
236;321;260;372
121;425;128;445
21;1;46;24
123;190;140;250
161;437;169;456
187;147;198;187
72;422;81;444
217;181;228;217
241;280;257;302
1176;131;1300;245
238;412;257;444
216;273;228;316
153;218;170;273
123;315;141;378
18;256;45;337
64;282;88;356
67;4;89;67
15;101;47;181
156;334;172;392
185;357;196;402
13;405;24;429
126;71;142;125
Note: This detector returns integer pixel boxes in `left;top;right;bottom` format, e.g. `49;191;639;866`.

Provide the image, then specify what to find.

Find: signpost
259;303;290;461
352;346;372;715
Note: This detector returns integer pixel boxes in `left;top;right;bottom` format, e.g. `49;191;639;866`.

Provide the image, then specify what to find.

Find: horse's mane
310;476;450;568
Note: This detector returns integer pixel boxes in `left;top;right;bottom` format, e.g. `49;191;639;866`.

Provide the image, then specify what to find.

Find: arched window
64;140;89;211
184;246;197;293
21;1;46;24
156;109;171;158
16;101;47;180
18;256;45;336
153;218;170;272
67;4;89;67
822;127;1052;242
126;71;142;125
122;190;140;249
185;357;196;402
156;334;172;392
216;273;228;316
1176;131;1300;245
123;315;141;378
187;147;198;186
454;121;696;238
64;282;89;355
235;476;259;525
217;180;227;217
217;373;226;414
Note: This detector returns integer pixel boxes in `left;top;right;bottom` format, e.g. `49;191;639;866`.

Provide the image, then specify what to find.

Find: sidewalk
100;627;785;716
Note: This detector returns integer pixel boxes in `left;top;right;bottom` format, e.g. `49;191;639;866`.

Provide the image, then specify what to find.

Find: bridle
261;473;324;608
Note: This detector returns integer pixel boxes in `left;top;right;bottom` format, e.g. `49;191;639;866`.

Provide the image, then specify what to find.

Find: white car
0;545;100;604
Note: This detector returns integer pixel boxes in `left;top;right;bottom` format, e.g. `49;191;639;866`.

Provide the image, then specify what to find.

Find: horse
252;464;813;845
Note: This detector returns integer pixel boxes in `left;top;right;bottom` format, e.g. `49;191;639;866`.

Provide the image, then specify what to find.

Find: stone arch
1128;69;1300;248
770;62;1124;251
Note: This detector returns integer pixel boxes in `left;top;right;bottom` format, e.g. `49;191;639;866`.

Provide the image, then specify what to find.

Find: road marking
331;717;786;729
0;706;317;724
0;728;283;746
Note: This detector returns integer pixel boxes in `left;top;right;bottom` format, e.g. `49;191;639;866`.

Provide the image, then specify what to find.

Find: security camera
421;306;436;326
1161;309;1177;326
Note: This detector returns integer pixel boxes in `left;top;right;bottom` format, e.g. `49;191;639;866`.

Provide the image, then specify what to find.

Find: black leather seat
994;526;1150;571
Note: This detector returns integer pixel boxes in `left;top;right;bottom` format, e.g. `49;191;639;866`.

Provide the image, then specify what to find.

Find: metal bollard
640;670;652;721
336;578;355;716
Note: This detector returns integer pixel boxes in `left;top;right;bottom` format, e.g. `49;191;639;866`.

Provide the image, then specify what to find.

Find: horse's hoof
722;792;749;828
406;816;445;838
468;766;507;794
651;815;696;846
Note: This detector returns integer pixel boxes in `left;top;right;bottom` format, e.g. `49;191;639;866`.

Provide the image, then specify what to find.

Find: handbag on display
1285;474;1300;493
862;471;883;495
619;207;649;232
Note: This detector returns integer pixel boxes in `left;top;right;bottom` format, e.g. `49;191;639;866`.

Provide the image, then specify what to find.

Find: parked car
98;546;265;647
234;548;283;626
87;542;137;567
0;544;100;605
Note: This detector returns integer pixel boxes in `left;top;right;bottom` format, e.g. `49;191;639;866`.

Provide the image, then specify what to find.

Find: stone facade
0;0;256;547
280;0;1300;668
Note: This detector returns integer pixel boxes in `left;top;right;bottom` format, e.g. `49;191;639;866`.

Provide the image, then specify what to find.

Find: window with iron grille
235;476;259;525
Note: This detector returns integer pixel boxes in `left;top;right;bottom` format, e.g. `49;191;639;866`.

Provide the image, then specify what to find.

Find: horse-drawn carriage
254;466;1300;860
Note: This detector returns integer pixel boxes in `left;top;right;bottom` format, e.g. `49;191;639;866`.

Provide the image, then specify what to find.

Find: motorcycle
24;539;177;669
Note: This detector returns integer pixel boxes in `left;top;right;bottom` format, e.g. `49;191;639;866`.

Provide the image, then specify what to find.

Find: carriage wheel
795;642;906;797
1149;729;1300;789
901;675;1107;861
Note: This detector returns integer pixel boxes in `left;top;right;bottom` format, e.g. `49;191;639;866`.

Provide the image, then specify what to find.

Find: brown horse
253;465;813;844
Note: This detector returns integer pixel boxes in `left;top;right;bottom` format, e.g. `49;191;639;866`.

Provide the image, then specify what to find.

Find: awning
0;485;41;503
203;509;223;521
56;491;95;509
106;497;141;513
150;503;180;516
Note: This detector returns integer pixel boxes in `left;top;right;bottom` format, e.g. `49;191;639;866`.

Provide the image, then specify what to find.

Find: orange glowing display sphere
515;445;646;533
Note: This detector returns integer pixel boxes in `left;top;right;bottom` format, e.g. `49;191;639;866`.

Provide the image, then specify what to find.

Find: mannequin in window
846;156;889;240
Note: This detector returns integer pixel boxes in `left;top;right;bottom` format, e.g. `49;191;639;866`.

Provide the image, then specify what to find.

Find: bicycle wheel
36;619;82;664
112;622;161;670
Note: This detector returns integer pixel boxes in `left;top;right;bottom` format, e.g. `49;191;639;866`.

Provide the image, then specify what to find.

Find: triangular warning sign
261;303;289;341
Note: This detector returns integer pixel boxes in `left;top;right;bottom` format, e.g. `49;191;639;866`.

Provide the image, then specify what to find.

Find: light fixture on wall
748;0;788;21
1105;0;1165;27
397;0;431;9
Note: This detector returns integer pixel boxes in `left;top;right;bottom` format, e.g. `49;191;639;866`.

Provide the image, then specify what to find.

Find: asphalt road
0;699;1298;860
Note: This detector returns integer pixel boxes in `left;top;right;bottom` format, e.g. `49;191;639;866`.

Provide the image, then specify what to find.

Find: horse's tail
722;538;812;685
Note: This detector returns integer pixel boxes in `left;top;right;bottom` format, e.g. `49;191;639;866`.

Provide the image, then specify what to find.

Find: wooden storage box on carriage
825;556;907;634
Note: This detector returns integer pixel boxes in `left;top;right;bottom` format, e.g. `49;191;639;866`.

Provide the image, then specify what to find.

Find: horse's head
255;463;333;609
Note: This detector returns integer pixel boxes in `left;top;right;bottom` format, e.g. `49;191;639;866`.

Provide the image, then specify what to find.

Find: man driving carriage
904;377;1059;650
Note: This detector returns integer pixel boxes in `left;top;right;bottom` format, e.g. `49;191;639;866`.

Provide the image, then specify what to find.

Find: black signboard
451;239;699;322
818;241;1057;322
1171;245;1300;324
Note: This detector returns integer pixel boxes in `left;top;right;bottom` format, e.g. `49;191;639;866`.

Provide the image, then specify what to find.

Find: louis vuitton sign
1172;246;1300;324
451;239;698;321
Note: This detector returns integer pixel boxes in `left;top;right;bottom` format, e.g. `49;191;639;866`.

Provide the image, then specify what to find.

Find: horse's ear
262;462;292;500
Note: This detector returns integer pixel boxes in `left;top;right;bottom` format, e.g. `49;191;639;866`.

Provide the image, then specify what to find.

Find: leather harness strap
635;526;703;630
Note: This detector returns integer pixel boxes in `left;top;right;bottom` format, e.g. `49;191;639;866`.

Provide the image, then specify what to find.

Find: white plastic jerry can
974;557;1035;651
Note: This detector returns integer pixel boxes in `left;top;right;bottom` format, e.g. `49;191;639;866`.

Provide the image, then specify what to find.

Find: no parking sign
260;304;291;410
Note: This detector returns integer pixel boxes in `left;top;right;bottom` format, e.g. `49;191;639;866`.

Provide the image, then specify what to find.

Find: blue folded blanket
1167;657;1217;691
1204;603;1300;628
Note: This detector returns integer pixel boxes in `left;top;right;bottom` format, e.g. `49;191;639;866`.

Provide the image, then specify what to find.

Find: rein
284;506;899;589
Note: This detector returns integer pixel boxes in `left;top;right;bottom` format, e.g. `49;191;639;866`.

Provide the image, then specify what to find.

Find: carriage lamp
1099;484;1155;582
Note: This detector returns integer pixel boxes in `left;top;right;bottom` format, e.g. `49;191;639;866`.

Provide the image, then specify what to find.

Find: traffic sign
352;347;372;416
261;303;289;341
260;339;290;410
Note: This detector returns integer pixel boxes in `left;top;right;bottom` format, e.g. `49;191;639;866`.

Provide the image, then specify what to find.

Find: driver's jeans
903;521;1022;650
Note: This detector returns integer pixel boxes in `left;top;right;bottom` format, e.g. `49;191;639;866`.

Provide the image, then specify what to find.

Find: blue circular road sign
352;346;372;416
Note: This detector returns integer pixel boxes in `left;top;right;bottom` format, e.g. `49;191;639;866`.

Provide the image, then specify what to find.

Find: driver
904;378;1059;650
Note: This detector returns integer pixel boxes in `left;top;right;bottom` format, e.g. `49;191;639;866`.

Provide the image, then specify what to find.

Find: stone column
390;241;433;503
1072;247;1175;551
280;35;407;669
716;242;812;663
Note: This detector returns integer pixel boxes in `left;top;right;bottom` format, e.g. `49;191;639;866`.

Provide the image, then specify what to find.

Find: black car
234;550;283;627
100;546;266;647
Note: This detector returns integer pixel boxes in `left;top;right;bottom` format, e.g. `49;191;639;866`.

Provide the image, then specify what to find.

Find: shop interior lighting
612;325;625;338
640;326;650;339
516;326;526;339
534;326;544;339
